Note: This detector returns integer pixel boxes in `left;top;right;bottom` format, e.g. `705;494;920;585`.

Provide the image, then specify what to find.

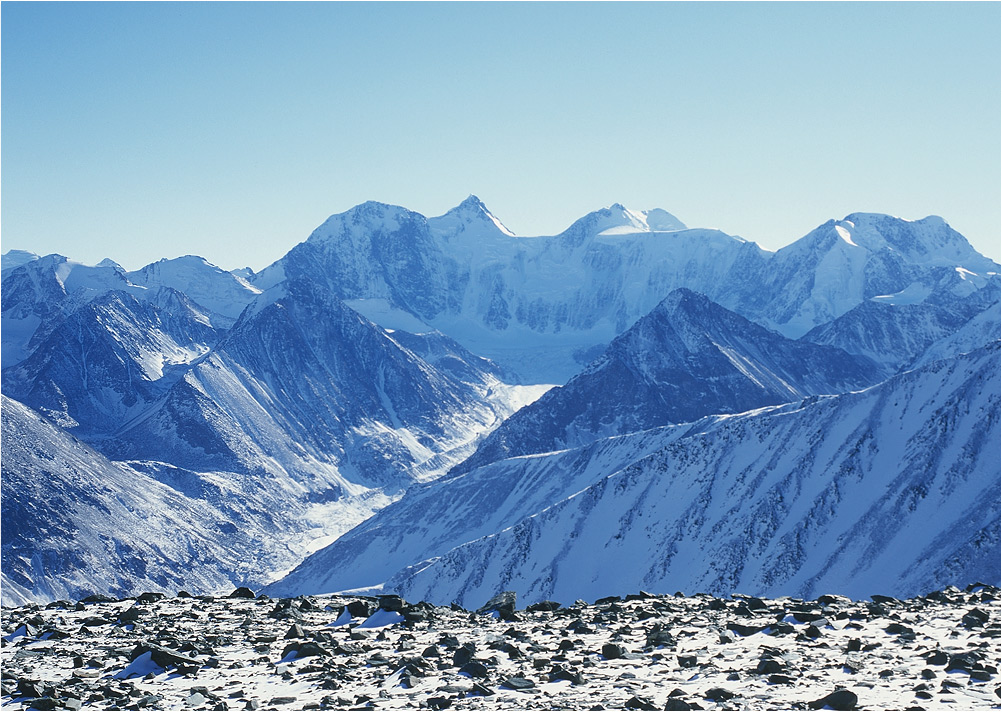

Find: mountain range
2;197;999;606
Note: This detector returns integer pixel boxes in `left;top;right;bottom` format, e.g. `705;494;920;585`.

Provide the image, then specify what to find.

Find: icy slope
271;342;1000;604
454;288;882;474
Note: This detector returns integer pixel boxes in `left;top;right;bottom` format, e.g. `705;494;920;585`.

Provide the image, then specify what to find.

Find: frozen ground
1;585;998;710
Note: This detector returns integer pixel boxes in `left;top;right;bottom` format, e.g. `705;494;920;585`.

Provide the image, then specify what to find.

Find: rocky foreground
1;585;999;711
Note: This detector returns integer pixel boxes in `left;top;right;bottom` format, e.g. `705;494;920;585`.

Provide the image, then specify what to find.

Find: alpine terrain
1;197;999;610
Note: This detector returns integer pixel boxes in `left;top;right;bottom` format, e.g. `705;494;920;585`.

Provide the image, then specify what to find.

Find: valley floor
1;586;999;711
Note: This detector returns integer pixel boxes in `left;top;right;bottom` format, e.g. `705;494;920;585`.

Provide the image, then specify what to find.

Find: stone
756;658;785;675
477;591;517;617
459;661;489;678
704;687;736;702
376;595;405;612
452;643;476;667
602;642;626;659
284;624;305;640
808;688;858;711
526;600;562;613
500;676;535;690
345;600;374;618
118;607;143;624
624;695;658;710
227;587;255;599
663;699;694;711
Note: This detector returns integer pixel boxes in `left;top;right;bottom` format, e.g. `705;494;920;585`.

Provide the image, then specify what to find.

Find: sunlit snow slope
271;342;1000;604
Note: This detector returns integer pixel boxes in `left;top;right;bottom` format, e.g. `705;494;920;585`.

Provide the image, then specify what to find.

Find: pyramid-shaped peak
430;195;515;237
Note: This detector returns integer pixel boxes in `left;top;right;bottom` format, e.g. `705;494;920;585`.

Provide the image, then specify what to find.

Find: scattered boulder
808;688;858;710
228;587;255;599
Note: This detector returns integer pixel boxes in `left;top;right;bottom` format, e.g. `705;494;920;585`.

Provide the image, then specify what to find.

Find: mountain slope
0;396;294;606
270;342;1000;604
455;288;882;474
2;289;219;434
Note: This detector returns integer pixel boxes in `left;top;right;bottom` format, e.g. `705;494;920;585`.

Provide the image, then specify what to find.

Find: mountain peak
798;213;999;272
429;195;515;238
562;204;686;238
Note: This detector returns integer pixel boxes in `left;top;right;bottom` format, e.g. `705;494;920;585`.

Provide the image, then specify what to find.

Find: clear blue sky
3;1;999;270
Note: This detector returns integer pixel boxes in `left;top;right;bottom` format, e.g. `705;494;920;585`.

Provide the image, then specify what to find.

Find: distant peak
564;204;686;237
430;195;516;238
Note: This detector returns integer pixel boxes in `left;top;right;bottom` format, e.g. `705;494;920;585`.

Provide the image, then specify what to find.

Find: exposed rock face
1;585;998;710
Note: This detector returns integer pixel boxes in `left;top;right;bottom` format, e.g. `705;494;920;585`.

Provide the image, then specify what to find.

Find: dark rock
267;697;297;706
946;652;982;673
885;623;916;639
280;641;330;659
847;638;862;652
228;587;255;599
646;624;674;648
704;688;736;702
595;595;622;605
459;661;489;678
808;688;858;710
376;594;405;612
805;624;823;639
663;699;694;711
727;622;767;636
677;655;698;669
284;624;305;640
118;607;143;624
79;594;117;604
426;697;452;710
130;643;200;668
500;677;535;690
477;591;517;617
768;674;796;685
136;592;166;604
624;696;658;710
421;645;440;658
526;600;562;613
602;643;626;659
452;644;476;667
963;608;991;628
345;600;374;618
756;658;785;675
870;594;898;605
926;650;949;666
243;702;259;711
549;666;584;684
471;682;494;696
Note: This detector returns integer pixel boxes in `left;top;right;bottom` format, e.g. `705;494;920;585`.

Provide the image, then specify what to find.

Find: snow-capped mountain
105;275;524;494
270;342;1000;604
0;254;260;369
3;288;219;434
455;288;884;474
125;255;261;328
800;283;999;373
3;197;999;606
0;249;40;275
